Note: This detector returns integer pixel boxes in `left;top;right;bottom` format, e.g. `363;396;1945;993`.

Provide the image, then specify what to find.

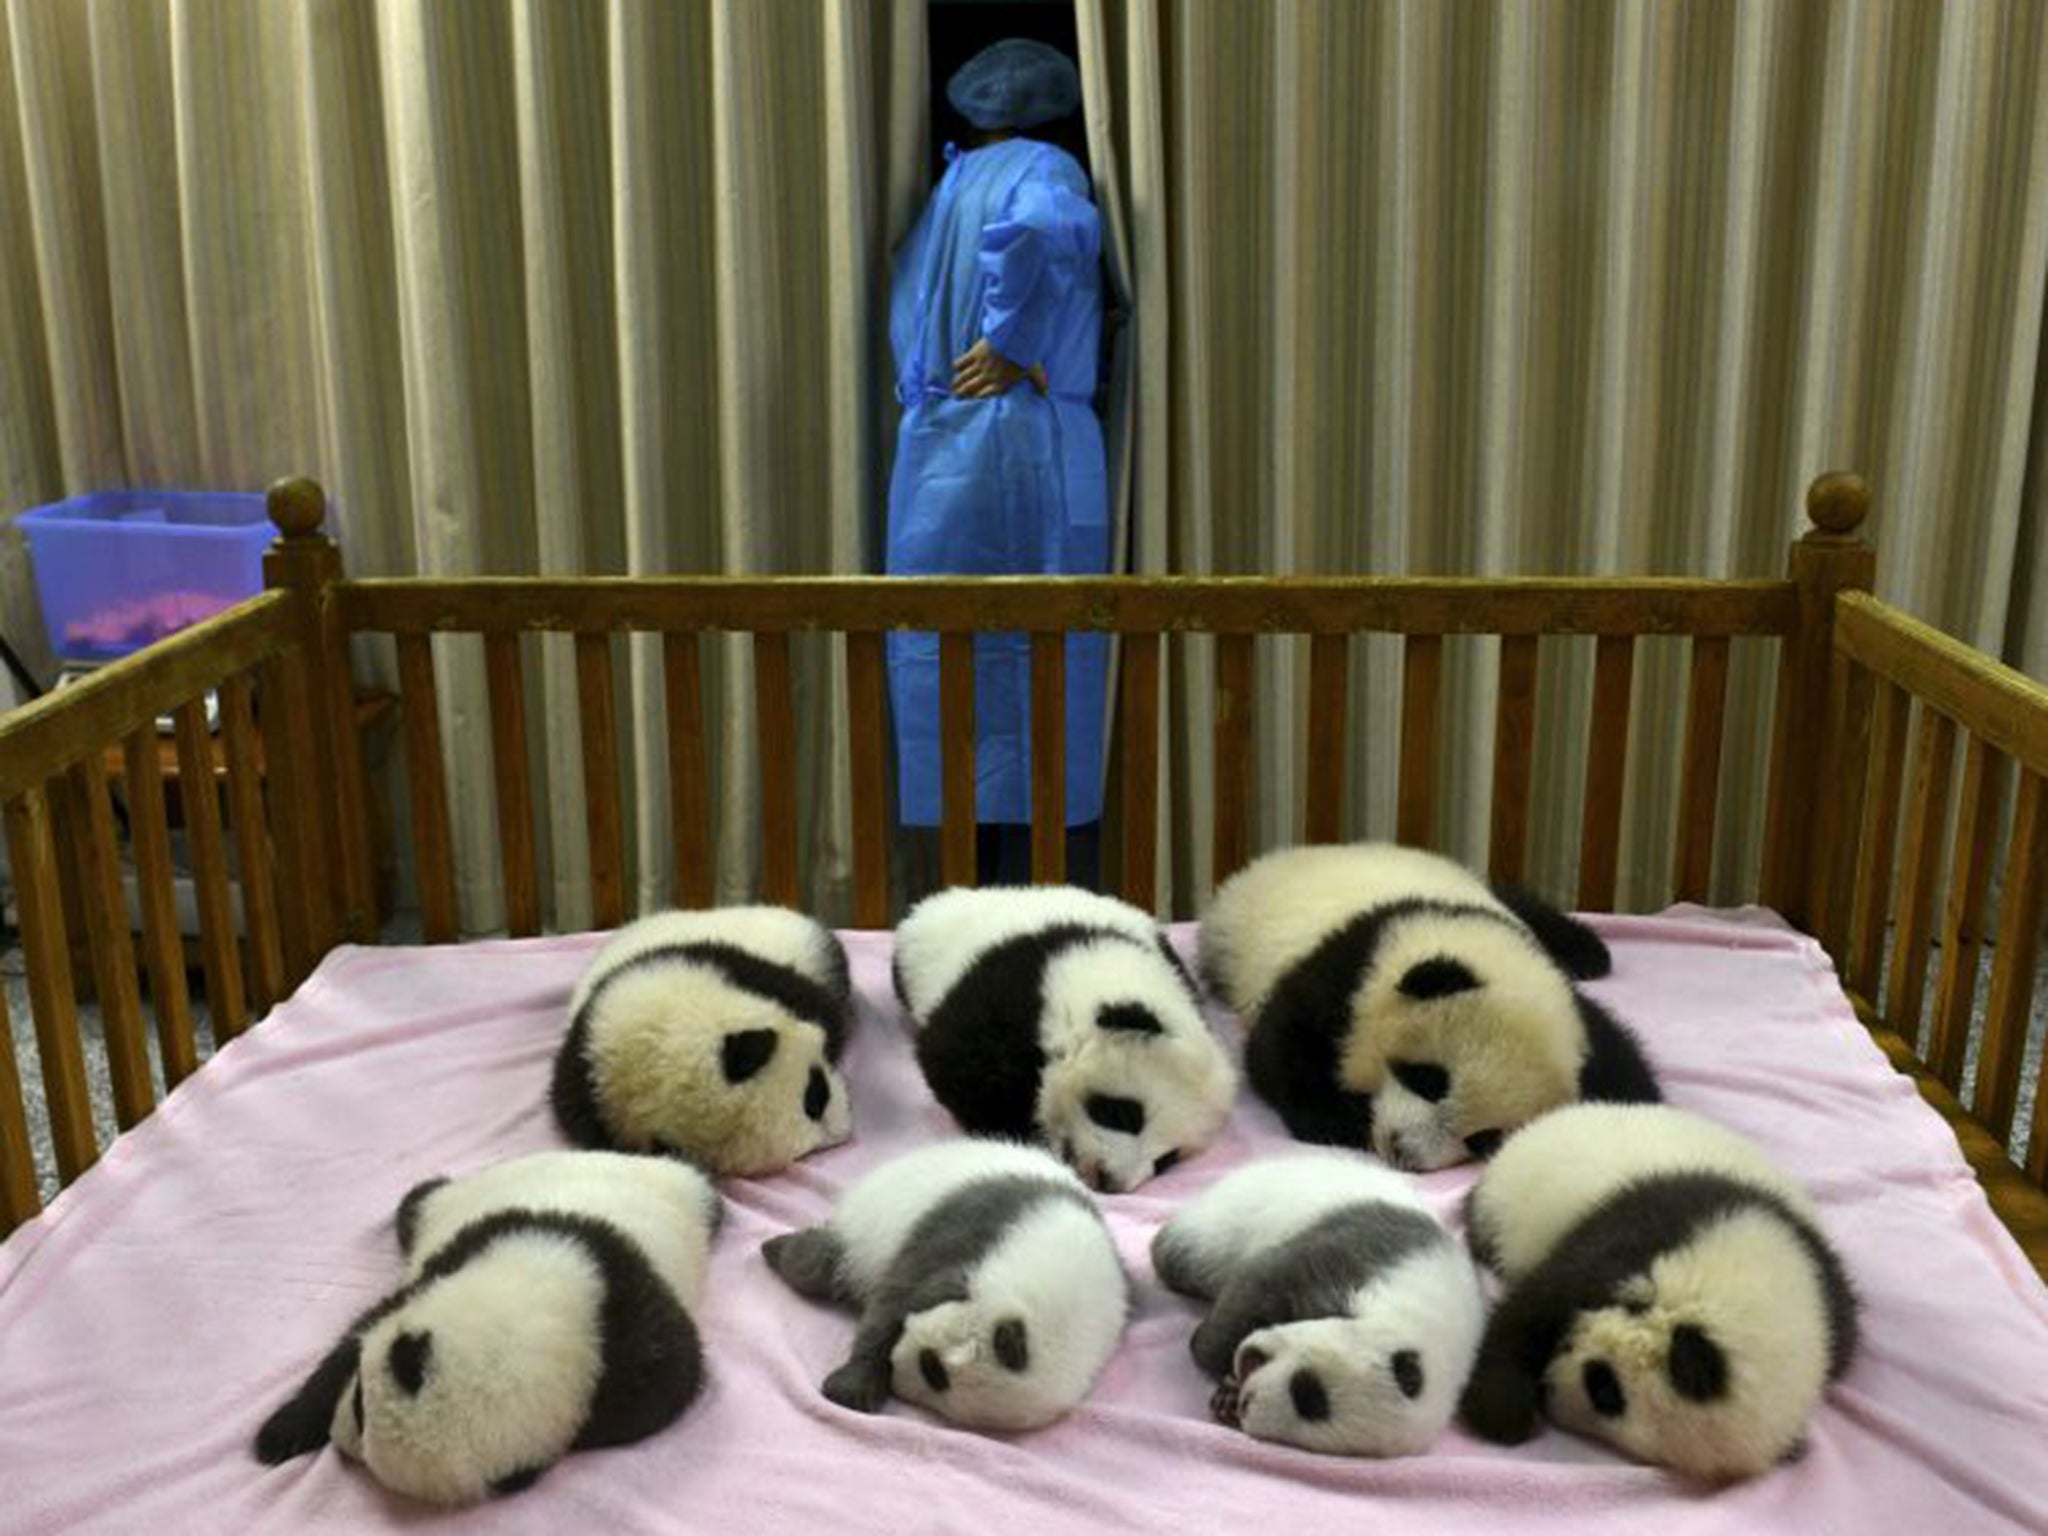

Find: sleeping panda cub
1200;842;1659;1169
764;1140;1129;1430
553;905;855;1176
254;1150;721;1505
1460;1104;1860;1481
1152;1154;1484;1456
893;885;1237;1192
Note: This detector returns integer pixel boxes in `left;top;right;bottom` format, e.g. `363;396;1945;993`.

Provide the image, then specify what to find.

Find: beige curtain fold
5;0;2048;926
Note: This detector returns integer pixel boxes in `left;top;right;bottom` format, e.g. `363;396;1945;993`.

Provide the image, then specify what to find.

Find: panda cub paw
1209;1374;1246;1429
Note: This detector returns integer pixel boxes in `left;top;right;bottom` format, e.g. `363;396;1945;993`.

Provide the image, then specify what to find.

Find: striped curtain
0;0;925;929
6;0;2047;926
1079;0;2048;912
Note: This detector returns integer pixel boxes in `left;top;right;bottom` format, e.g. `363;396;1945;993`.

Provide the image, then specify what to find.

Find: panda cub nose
1289;1368;1331;1422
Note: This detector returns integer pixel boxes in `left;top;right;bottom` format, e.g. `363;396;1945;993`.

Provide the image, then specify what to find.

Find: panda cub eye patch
1084;1093;1146;1135
1462;1128;1504;1159
1152;1149;1183;1177
351;1377;365;1437
1389;1060;1451;1103
1582;1358;1627;1418
803;1065;829;1122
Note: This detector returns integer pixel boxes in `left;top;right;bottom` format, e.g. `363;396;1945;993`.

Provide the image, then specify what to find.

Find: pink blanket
3;911;2046;1534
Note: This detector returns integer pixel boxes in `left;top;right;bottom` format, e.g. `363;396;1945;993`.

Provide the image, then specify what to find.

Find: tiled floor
4;926;2045;1203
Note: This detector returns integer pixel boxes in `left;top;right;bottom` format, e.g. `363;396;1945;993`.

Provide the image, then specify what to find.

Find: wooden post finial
268;477;328;541
1806;472;1871;537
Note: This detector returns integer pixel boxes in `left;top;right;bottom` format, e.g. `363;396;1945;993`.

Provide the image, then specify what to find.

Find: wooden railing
5;468;2045;1275
1815;589;2048;1263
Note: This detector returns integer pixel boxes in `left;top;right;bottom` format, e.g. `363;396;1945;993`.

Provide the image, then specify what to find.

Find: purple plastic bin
17;490;273;662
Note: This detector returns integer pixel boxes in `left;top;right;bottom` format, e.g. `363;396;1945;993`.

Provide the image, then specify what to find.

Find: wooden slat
396;634;458;943
1489;636;1539;885
0;593;297;799
257;649;331;983
0;980;39;1234
1671;635;1731;902
173;696;249;1039
1972;769;2047;1137
1030;633;1067;884
1576;635;1635;910
1119;633;1161;911
845;632;891;926
485;633;539;938
67;762;153;1128
754;631;799;908
1397;635;1442;848
1835;592;2048;777
3;787;97;1179
1213;634;1255;884
1882;707;1957;1046
219;673;285;1013
1845;679;1911;1000
940;633;977;888
1810;656;1875;956
340;575;1801;639
577;632;627;927
120;726;198;1086
1304;634;1348;843
664;633;714;908
1926;737;2006;1087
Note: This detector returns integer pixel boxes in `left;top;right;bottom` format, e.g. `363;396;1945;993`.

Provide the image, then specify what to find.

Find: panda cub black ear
721;1028;780;1084
1398;957;1481;1000
1096;1003;1165;1036
1666;1323;1729;1402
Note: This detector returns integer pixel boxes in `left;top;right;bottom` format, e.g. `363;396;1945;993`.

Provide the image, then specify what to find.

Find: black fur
911;923;1163;1141
1289;1369;1330;1421
553;936;853;1152
721;1027;780;1084
1392;1349;1424;1400
804;1065;830;1121
1574;995;1662;1105
1097;1003;1166;1036
254;1208;706;1475
1491;883;1612;980
1397;958;1480;1000
490;1466;547;1497
1390;1060;1451;1103
771;1173;1115;1414
1155;1201;1447;1380
993;1317;1030;1372
1085;1093;1145;1135
387;1330;432;1395
1667;1322;1729;1402
395;1176;449;1257
1459;1172;1858;1446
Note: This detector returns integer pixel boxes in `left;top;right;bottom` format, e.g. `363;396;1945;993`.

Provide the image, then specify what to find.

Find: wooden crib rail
1822;590;2048;1203
0;579;337;1236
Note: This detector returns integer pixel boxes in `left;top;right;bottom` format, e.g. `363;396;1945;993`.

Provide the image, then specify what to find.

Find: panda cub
1460;1104;1860;1481
1200;842;1659;1169
1151;1154;1484;1456
254;1150;721;1505
764;1140;1129;1430
893;885;1237;1192
553;905;855;1176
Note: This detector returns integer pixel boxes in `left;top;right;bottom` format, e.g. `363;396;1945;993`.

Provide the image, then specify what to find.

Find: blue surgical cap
946;39;1081;131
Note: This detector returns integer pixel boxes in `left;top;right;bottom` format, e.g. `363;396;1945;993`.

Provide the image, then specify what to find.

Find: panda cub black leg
763;1228;853;1303
821;1317;906;1414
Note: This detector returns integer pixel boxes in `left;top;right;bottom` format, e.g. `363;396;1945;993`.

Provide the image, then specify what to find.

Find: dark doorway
928;1;1088;182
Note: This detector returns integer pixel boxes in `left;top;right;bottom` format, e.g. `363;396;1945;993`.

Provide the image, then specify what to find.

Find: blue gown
885;138;1109;829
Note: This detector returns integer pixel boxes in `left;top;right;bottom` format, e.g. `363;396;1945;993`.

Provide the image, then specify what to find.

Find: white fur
895;886;1237;1191
328;1151;719;1505
824;1141;1128;1430
1159;1156;1485;1456
1471;1105;1843;1481
1468;1103;1814;1283
571;906;852;1174
1200;843;1587;1170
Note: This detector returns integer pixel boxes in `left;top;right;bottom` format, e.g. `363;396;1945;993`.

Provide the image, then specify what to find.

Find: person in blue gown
886;38;1108;887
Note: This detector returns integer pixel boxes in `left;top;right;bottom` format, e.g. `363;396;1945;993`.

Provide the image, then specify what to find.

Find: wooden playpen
0;471;2043;1275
